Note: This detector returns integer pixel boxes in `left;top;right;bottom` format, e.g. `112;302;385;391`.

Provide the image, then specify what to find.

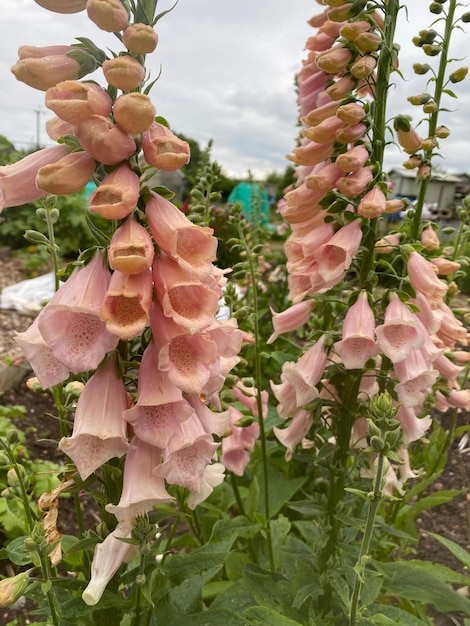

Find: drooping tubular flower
88;162;140;219
58;355;134;480
108;215;155;274
36;151;97;195
145;192;217;278
45;80;113;124
11;45;83;91
0;144;71;211
334;292;379;369
407;250;448;307
82;521;137;607
268;300;314;344
75;115;137;165
141;122;191;171
36;251;119;373
86;0;129;32
100;268;153;339
375;293;425;363
221;407;260;476
34;0;87;12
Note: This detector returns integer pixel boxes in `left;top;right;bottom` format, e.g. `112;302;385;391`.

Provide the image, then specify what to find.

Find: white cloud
0;0;469;177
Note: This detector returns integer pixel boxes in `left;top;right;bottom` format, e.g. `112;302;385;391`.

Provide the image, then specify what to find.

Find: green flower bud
23;538;38;552
419;29;438;43
369;435;385;452
413;63;431;75
0;572;29;608
436;125;450;139
422;43;442;56
449;67;468;83
462;12;470;22
423;100;438;113
412;36;423;47
429;2;444;13
0;454;10;466
407;93;432;105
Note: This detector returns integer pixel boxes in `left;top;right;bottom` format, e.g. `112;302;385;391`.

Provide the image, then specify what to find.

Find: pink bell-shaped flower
0;144;71;211
407;251;447;307
75;115;136;165
102;55;145;91
106;438;173;523
45;80;112;124
267;300;314;344
37;251;119;373
152;253;220;334
396;405;432;445
334;292;379;369
375;293;425;363
108;216;155;274
221;407;260;476
88;163;140;219
314;219;363;284
11;45;82;91
141;122;190;171
145;192;217;278
58;355;134;480
100;269;153;339
36;151;96;195
274;409;313;461
14;316;70;389
35;0;87;12
394;349;439;408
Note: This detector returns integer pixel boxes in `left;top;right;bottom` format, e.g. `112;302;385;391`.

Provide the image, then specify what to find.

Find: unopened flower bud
449;67;468;83
350;54;376;79
384;199;406;214
64;380;85;397
423;100;438;114
402;156;422;169
113;92;156;134
86;0;129;32
421;137;436;152
339;20;370;41
369;435;384;451
417;164;431;180
357;185;386;219
462;11;470;22
7;469;19;487
413;63;431;75
431;257;460;275
102;55;145;91
0;572;29;608
429;2;444;14
355;32;382;53
26;376;44;392
436;125;450;139
422;43;441;56
421;225;440;250
407;93;432;106
328;1;367;22
335;122;367;144
123;23;158;54
396;126;422;154
326;75;356;100
419;29;438;43
316;46;353;74
336;102;366;125
34;0;86;11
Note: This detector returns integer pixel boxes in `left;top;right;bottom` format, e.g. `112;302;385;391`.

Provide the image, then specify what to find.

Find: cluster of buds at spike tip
7;0;247;608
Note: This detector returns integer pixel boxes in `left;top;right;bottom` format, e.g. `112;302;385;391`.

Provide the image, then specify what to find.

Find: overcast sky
0;0;469;178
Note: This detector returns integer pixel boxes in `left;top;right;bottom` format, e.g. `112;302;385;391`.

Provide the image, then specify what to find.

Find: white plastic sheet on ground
0;272;56;314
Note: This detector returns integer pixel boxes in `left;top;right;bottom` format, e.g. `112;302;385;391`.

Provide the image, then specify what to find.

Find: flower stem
349;452;385;625
411;0;457;239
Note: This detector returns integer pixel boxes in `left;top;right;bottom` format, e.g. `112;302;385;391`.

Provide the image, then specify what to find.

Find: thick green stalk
360;0;400;288
411;0;457;239
236;221;274;571
349;452;385;625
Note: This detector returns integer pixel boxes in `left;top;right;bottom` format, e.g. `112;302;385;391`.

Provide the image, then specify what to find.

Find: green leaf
366;605;432;625
377;560;470;615
3;536;34;566
429;532;470;570
243;606;304;625
397;489;461;524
